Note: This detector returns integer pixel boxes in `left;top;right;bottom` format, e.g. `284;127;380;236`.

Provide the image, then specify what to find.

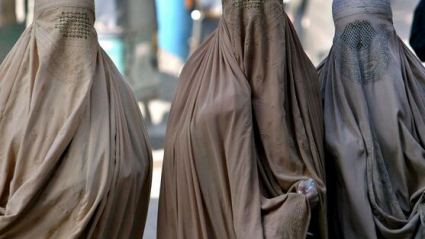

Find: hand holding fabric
297;179;319;209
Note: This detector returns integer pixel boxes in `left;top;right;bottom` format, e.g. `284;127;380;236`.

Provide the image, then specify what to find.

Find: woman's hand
297;179;319;209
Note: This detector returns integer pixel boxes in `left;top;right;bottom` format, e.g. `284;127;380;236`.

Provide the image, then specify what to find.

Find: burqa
319;0;425;238
158;0;327;238
411;0;425;62
0;0;152;238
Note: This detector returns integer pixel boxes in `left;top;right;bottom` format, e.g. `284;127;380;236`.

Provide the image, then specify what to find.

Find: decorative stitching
225;0;283;42
55;12;90;39
334;21;390;85
233;0;270;10
332;0;392;17
341;21;377;51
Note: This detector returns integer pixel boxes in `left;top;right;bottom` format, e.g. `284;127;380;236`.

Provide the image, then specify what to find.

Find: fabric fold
158;0;327;238
0;0;152;238
319;0;425;238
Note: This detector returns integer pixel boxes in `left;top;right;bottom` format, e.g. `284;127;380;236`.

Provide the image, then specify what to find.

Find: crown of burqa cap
332;0;392;20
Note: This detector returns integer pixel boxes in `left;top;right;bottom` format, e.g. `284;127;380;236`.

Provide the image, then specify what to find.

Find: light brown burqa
319;0;425;238
0;0;152;238
158;0;327;238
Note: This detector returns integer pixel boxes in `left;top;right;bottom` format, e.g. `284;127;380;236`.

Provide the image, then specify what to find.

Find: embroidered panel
233;0;270;10
55;11;90;39
335;20;390;85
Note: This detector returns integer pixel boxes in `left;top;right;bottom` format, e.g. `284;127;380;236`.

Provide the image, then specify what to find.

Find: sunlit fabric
319;0;425;238
157;0;327;238
0;0;152;238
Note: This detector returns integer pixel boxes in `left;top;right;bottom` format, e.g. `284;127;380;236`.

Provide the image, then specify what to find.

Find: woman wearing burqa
319;0;425;238
158;0;327;238
0;0;152;238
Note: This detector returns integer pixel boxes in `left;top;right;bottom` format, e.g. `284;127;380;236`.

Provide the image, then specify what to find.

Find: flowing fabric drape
158;0;327;238
319;0;425;238
0;0;152;238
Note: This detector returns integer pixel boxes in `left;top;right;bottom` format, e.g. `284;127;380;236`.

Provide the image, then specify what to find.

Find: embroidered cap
332;0;392;19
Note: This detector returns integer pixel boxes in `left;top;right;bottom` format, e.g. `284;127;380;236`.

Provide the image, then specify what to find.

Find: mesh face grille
334;21;391;85
341;21;377;51
55;11;90;39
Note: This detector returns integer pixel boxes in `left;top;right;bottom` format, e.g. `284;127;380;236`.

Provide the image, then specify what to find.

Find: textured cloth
157;0;327;238
0;0;152;238
411;0;425;62
319;0;425;238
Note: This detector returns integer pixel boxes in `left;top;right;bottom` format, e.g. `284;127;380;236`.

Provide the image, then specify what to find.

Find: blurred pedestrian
0;0;24;63
294;0;309;39
410;0;425;61
0;0;153;237
0;0;16;26
320;0;425;238
285;0;334;64
158;0;327;238
191;0;222;46
122;0;161;124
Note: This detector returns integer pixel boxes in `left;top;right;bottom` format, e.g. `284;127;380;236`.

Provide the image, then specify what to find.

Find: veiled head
332;0;392;21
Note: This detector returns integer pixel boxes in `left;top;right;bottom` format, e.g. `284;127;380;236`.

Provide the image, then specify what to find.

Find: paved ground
143;150;163;239
145;197;159;239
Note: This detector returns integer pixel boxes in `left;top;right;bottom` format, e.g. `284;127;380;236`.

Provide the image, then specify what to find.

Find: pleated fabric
319;0;425;238
157;0;327;238
0;0;152;238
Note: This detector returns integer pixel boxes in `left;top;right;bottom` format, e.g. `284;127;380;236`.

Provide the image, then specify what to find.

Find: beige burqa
158;0;327;238
319;0;425;238
0;0;152;238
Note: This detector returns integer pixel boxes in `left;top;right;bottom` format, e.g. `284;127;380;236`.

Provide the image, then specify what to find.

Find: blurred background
0;0;421;238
